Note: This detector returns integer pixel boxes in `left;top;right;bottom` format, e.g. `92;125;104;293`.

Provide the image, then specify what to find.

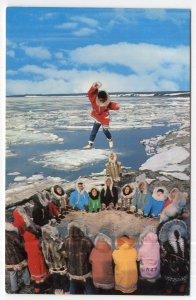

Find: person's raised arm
88;81;102;104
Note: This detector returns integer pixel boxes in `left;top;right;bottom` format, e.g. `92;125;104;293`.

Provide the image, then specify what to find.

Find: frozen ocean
6;92;190;187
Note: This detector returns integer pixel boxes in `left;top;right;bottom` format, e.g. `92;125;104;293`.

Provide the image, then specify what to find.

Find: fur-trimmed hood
103;177;114;192
108;152;117;163
152;186;168;201
51;185;65;201
137;180;148;195
42;190;52;202
75;180;87;194
96;92;111;107
138;225;157;247
5;222;18;233
41;224;59;241
168;188;180;201
88;186;100;200
33;192;48;207
14;206;32;227
94;233;112;249
121;183;137;199
67;221;87;238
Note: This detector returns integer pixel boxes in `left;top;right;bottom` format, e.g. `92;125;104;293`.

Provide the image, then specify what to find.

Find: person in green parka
88;187;101;212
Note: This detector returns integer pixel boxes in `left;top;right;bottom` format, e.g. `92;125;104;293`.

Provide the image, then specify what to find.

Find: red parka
88;83;119;126
23;231;48;283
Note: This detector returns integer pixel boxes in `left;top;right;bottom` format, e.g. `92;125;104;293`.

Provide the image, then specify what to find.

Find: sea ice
31;149;111;171
140;146;189;172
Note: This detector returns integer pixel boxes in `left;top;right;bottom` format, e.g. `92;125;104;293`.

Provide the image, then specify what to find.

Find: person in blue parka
70;181;89;210
144;187;168;218
130;180;152;215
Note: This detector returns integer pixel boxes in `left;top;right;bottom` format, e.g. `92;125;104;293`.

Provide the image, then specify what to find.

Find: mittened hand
137;209;143;216
93;81;102;88
130;207;135;213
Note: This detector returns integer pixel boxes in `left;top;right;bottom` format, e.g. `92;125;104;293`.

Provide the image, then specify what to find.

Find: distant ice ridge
31;148;111;171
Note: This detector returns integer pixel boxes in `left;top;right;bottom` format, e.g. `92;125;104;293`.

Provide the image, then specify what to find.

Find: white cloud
55;22;77;29
6;39;17;48
72;28;96;36
7;65;180;95
70;16;98;27
7;50;15;58
39;13;58;21
69;42;189;77
21;46;51;60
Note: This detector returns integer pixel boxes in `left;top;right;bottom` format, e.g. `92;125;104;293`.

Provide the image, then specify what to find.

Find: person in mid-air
83;81;120;149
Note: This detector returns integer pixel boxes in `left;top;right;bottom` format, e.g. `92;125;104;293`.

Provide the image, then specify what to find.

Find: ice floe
31;149;111;171
7;171;21;176
160;172;190;181
6;94;190;148
140;146;189;172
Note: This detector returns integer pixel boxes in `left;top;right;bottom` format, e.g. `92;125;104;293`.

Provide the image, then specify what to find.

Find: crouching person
5;223;30;293
88;187;101;213
144;187;168;218
62;221;95;294
116;183;136;211
23;227;49;293
89;233;114;294
100;177;118;210
70;181;89;211
50;185;68;215
130;179;151;216
41;224;69;294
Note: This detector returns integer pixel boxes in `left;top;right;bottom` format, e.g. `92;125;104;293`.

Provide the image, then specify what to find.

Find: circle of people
5;152;189;295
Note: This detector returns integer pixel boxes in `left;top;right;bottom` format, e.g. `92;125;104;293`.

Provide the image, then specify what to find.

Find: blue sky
6;7;190;95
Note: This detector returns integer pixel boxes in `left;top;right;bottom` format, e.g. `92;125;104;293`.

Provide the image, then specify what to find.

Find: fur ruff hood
137;180;148;195
75;180;87;194
88;186;100;199
96;92;111;107
41;224;59;241
152;186;168;201
103;177;114;192
34;192;48;207
51;185;65;201
121;183;137;199
67;221;87;237
108;152;117;163
14;206;32;227
5;222;18;233
138;225;157;247
94;233;112;248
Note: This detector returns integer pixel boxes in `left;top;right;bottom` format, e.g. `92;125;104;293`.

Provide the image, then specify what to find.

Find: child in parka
105;152;122;184
89;233;114;292
116;183;136;211
112;236;138;294
144;187;168;218
88;187;101;212
130;180;151;215
41;224;69;294
83;81;120;149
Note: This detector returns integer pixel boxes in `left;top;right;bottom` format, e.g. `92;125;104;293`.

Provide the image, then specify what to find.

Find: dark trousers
69;278;95;294
89;122;112;142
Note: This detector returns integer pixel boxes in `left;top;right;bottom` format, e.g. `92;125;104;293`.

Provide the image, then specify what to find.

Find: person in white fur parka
159;189;187;223
105;152;122;184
